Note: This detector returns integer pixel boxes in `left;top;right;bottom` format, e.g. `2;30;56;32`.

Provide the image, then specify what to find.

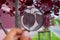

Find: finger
29;37;32;40
20;31;30;40
14;35;21;40
21;27;25;31
7;28;23;37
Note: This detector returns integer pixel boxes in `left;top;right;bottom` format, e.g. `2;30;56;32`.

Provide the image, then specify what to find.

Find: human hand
4;28;32;40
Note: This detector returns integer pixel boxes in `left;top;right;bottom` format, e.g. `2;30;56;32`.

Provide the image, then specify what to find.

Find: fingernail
23;31;29;36
21;28;25;30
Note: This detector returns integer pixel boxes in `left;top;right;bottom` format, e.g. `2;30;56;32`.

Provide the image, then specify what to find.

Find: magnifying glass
0;0;44;34
21;7;44;31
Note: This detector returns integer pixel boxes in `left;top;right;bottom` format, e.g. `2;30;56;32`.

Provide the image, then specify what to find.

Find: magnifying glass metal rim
21;9;44;31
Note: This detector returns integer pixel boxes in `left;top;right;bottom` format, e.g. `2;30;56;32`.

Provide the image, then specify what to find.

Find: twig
0;20;8;34
15;0;21;28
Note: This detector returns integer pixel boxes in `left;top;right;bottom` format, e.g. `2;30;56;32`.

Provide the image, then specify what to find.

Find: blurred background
0;0;60;40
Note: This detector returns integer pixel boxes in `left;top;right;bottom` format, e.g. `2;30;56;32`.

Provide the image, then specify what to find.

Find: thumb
20;31;30;40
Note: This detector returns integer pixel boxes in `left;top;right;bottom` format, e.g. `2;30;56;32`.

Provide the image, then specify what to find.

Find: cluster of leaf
52;18;60;25
33;32;60;40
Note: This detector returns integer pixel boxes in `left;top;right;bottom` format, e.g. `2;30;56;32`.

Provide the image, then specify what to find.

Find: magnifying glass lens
21;7;44;31
23;13;35;28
